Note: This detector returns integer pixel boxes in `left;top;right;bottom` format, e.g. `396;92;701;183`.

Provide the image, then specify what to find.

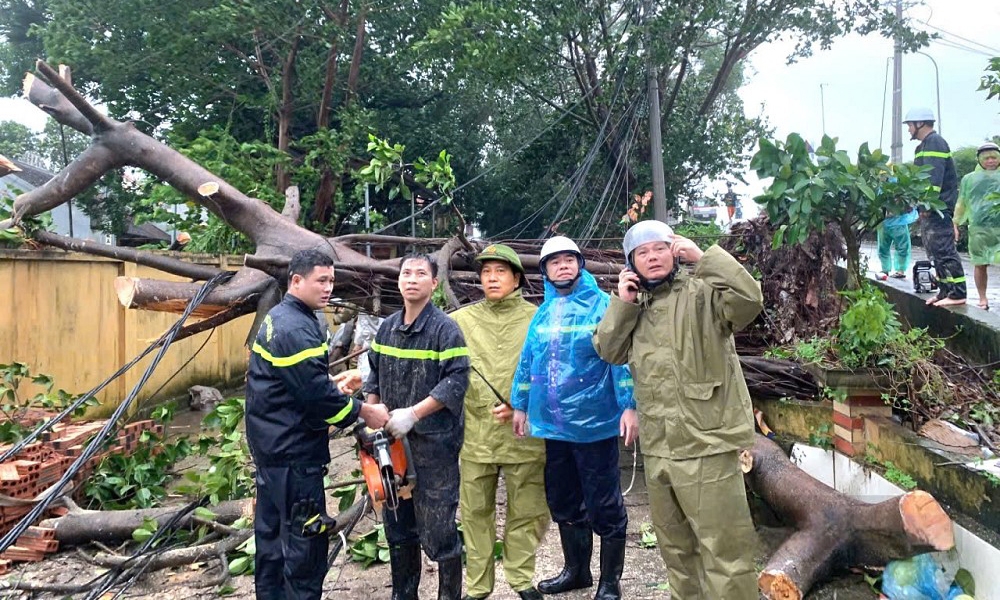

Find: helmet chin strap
637;261;679;290
550;273;580;289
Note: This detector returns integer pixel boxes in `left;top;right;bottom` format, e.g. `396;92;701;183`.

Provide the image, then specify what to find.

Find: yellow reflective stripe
535;324;597;334
252;341;326;367
941;276;967;283
517;383;531;391
439;347;470;360
370;341;469;361
618;378;634;387
325;397;355;425
930;185;942;192
915;151;951;159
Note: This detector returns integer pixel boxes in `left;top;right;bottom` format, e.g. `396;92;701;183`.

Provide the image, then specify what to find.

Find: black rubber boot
389;544;421;600
592;536;625;600
517;587;544;600
437;556;464;600
537;523;593;594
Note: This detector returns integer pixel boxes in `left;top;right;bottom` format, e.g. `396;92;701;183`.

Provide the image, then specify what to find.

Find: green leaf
228;556;251;575
194;506;217;520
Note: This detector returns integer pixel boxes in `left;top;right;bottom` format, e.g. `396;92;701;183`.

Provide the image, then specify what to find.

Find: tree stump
745;434;954;600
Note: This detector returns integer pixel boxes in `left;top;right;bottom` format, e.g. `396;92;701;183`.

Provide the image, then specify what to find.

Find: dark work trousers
921;211;967;300
543;437;627;539
254;464;329;600
383;439;462;561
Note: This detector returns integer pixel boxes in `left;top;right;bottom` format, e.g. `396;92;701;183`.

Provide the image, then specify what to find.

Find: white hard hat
539;236;581;263
623;220;674;268
903;107;935;123
977;142;1000;155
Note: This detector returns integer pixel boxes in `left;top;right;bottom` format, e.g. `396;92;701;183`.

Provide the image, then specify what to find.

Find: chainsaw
353;421;415;514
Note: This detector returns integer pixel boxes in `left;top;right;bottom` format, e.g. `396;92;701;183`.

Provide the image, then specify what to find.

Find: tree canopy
0;0;928;249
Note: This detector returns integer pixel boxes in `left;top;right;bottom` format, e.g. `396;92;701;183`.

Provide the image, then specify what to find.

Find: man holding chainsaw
363;253;471;599
246;249;390;600
451;244;548;600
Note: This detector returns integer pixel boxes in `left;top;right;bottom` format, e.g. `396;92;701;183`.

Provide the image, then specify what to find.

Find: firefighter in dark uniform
246;249;390;600
363;253;471;600
904;106;967;306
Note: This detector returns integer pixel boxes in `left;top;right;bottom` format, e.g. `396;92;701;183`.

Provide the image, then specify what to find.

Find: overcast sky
740;0;1000;179
2;0;998;197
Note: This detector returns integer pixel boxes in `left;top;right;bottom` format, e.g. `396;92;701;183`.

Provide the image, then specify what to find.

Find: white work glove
386;407;419;438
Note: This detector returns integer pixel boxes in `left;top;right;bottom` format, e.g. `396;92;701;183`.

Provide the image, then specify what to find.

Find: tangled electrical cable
83;498;209;600
0;271;234;556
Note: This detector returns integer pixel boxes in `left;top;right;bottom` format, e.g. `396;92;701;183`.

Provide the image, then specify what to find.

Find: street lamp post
819;83;828;136
915;51;942;135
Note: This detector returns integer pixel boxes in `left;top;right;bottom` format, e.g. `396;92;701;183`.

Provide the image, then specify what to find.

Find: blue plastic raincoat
510;270;634;443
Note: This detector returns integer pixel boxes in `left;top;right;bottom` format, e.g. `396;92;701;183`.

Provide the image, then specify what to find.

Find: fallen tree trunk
41;498;252;546
745;434;955;600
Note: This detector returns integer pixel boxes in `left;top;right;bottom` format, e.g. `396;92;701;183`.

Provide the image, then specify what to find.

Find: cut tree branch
114;267;273;316
33;231;223;281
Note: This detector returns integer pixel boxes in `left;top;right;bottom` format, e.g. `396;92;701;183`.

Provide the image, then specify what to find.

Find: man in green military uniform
593;220;762;600
451;245;548;600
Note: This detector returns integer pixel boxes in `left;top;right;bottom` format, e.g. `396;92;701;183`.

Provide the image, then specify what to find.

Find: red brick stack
0;418;161;572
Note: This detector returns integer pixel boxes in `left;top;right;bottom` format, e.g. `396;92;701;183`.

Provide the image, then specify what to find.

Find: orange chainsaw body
357;429;412;512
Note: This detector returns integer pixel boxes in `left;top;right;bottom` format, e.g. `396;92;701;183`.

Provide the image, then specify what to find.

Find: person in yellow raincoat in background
451;244;548;600
954;142;1000;310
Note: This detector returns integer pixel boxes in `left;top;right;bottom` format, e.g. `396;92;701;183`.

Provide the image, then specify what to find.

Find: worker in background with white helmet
954;141;1000;310
510;235;636;600
904;107;967;306
593;220;762;600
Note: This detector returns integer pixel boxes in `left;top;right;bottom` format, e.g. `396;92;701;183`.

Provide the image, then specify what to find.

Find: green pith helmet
475;243;525;276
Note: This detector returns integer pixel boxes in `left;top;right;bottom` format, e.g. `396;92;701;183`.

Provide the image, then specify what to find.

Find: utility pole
645;0;667;222
891;0;903;164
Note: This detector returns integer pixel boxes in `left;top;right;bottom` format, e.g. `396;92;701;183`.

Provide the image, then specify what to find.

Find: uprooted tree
0;62;956;596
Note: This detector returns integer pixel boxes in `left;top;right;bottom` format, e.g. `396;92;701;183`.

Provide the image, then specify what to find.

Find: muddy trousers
384;452;462;598
921;212;967;299
254;464;329;600
643;452;757;600
460;460;549;596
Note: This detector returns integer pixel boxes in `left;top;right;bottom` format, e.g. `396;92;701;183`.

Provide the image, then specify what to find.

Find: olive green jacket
452;290;545;464
593;245;762;459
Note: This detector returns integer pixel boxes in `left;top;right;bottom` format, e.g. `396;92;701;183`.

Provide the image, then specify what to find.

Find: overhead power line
920;22;1000;56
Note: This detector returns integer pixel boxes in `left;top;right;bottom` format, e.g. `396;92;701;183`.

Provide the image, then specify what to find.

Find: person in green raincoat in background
954;142;1000;310
451;244;548;600
593;220;762;600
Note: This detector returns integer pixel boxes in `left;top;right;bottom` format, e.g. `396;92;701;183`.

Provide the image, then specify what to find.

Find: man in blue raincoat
511;236;637;600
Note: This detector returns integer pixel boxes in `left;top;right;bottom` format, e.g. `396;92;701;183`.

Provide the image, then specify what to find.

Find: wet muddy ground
0;415;877;599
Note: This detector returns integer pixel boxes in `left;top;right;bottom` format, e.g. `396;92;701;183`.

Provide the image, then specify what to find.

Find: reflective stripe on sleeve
325;397;355;425
252;341;326;367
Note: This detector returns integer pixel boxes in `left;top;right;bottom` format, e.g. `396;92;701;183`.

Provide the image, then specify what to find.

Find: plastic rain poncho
955;167;1000;266
510;270;634;443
